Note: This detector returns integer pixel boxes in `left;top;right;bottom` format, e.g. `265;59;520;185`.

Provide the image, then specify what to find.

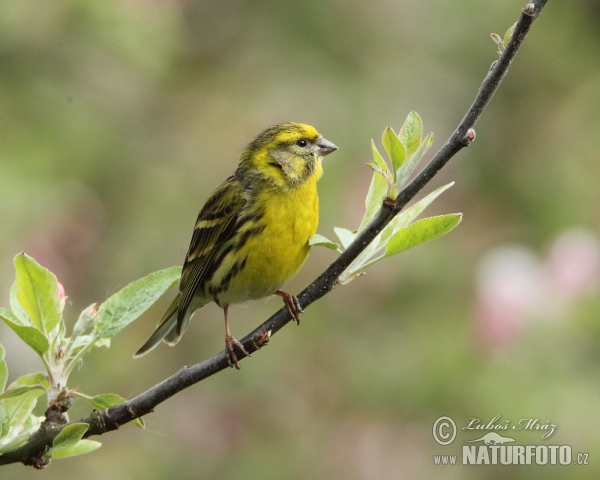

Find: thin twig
0;0;548;467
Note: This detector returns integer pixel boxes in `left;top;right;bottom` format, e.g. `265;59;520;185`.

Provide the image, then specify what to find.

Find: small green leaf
377;182;454;249
73;304;98;336
366;161;386;177
1;373;48;427
365;162;395;203
334;227;356;250
51;423;89;450
340;183;455;285
50;439;101;459
82;393;124;410
370;139;389;172
0;403;8;438
14;253;61;334
0;308;50;358
80;393;144;429
45;423;101;459
0;343;7;393
308;234;340;252
94;267;181;339
399;111;423;157
359;170;388;231
504;22;517;46
385;214;462;257
367;140;393;187
0;385;45;401
395;132;434;189
382;127;406;179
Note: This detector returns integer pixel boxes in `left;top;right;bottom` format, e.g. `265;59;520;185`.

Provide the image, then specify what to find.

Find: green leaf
80;393;144;429
73;304;98;336
94;267;181;339
370;139;389;172
0;385;45;401
395;132;434;189
1;373;48;427
334;227;356;250
382;127;406;180
365;162;395;202
0;343;7;393
367;139;394;192
339;183;458;285
366;161;386;178
13;253;61;334
50;439;101;459
359;143;391;231
385;214;462;257
51;423;89;450
359;170;388;231
399;111;423;157
82;393;124;410
504;22;517;46
10;282;30;325
45;423;101;459
0;403;8;439
0;308;50;358
308;234;340;252
375;182;455;253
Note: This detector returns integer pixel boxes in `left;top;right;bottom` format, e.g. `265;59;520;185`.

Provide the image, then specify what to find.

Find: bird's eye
296;139;308;148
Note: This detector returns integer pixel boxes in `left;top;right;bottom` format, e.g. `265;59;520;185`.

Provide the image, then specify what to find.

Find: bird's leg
224;305;249;370
275;290;303;325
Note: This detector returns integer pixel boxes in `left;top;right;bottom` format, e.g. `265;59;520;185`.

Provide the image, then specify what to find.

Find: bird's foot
276;290;303;325
225;334;250;370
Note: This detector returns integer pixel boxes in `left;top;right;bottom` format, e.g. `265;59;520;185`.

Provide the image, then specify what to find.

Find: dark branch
0;0;548;467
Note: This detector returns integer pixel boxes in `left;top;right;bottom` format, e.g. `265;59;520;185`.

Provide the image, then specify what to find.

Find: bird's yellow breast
214;173;320;305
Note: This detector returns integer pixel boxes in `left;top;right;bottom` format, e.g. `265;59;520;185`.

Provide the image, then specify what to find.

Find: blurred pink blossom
474;228;600;349
58;282;66;300
547;229;600;297
475;247;547;347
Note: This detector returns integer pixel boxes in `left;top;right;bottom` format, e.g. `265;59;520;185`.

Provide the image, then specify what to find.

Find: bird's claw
277;291;303;325
225;334;250;370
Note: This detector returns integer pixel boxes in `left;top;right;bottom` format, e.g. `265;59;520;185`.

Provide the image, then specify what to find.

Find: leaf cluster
0;254;180;461
310;112;461;284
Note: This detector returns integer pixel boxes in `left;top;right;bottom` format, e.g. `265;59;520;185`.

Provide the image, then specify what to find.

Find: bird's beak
317;138;338;157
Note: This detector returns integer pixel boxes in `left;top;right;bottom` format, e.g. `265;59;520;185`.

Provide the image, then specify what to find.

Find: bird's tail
134;293;186;358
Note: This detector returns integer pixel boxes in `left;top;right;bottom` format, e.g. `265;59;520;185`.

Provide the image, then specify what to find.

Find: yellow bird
135;123;337;368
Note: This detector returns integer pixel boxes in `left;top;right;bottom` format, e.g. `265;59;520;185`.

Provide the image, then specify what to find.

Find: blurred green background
2;0;600;478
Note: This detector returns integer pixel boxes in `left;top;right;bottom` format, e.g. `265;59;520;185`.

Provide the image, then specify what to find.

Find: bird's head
238;122;337;189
